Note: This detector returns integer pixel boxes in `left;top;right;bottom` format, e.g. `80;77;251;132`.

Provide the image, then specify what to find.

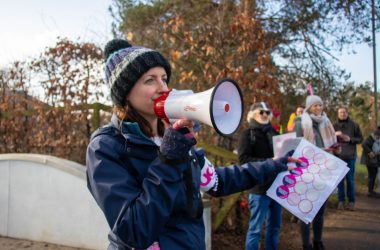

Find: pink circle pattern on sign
313;153;326;165
302;146;315;159
301;172;314;183
287;192;301;206
325;159;338;170
306;189;320;202
294;181;308;195
299;199;313;213
308;164;320;174
313;177;326;190
319;168;332;180
290;168;303;176
283;174;297;187
274;144;341;219
276;185;290;199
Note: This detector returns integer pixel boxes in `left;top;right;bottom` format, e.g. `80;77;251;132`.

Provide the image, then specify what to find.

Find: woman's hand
332;146;342;155
324;144;341;155
172;119;195;136
162;118;195;138
272;150;300;171
369;152;376;158
159;118;197;164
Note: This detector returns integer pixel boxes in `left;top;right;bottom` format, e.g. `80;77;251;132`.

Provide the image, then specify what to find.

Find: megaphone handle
170;119;200;132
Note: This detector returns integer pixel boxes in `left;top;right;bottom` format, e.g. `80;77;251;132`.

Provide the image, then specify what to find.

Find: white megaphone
154;78;243;136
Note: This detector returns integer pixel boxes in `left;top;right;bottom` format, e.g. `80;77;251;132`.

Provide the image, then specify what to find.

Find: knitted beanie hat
104;39;171;106
247;102;271;123
305;95;323;111
249;102;271;111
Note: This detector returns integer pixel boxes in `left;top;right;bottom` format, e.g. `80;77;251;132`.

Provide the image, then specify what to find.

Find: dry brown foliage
0;39;105;164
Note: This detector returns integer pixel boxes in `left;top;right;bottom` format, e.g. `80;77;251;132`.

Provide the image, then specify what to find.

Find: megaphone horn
154;78;244;136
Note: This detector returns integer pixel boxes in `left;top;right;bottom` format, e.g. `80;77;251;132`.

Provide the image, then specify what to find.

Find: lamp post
372;0;378;127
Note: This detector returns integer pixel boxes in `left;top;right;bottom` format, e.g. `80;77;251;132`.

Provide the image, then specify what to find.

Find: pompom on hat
104;39;171;106
304;83;323;111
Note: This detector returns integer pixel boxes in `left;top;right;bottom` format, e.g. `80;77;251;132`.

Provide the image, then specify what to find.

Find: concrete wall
0;154;212;250
0;154;109;250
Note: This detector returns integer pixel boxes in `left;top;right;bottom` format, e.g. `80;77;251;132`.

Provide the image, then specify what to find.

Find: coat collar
111;114;157;146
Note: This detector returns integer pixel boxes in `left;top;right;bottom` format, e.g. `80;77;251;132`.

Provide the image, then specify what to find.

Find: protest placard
267;138;349;224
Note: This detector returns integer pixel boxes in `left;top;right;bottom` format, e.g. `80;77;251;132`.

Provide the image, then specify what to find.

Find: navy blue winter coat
86;115;284;250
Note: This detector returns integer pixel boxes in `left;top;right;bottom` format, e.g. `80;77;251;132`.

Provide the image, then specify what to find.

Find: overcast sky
0;0;378;86
0;0;112;64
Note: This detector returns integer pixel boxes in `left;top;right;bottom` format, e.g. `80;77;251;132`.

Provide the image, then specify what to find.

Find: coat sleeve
86;135;186;249
237;129;266;164
206;159;283;197
362;137;372;155
350;122;363;145
361;136;379;167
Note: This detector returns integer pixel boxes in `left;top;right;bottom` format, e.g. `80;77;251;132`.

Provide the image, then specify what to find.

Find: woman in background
295;94;340;250
238;102;281;250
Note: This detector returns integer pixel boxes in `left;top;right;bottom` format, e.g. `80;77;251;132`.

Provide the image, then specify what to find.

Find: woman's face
309;103;323;116
338;108;348;120
296;107;304;116
253;109;271;124
126;66;169;122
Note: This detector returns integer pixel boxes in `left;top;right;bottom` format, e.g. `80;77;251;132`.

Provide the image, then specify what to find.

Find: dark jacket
333;117;363;160
86;115;284;250
237;120;279;194
362;134;379;168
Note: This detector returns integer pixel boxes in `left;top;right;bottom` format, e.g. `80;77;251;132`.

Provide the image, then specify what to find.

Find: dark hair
113;102;165;137
297;105;305;109
337;105;348;112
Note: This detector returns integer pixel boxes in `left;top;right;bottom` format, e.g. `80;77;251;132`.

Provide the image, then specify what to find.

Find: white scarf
301;112;337;148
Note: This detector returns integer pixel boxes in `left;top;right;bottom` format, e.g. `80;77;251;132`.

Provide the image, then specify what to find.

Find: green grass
355;162;368;189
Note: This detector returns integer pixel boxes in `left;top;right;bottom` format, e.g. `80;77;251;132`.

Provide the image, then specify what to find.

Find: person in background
333;105;363;210
287;105;305;132
237;102;281;250
86;39;298;250
271;106;282;133
377;162;380;193
295;94;340;250
361;127;380;198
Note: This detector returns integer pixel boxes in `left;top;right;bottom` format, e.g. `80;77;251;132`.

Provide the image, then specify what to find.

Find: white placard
272;132;301;158
267;138;349;224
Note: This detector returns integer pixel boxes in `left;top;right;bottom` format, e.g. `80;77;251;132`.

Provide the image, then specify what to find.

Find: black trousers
300;202;326;246
366;165;378;192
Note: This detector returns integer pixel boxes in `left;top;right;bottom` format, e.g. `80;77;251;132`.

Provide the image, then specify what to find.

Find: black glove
159;127;197;165
273;150;294;173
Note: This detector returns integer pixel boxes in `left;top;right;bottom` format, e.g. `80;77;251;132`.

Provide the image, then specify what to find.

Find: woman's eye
145;78;154;84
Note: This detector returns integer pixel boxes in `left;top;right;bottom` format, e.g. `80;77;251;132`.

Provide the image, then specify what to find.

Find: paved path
0;236;84;250
1;195;379;250
279;192;380;250
323;194;380;250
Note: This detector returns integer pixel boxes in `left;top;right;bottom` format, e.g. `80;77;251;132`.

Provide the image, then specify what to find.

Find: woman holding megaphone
86;38;298;250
